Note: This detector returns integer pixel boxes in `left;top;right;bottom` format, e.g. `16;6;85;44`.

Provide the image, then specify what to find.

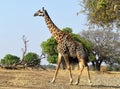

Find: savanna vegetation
41;27;120;71
0;0;120;89
0;0;120;72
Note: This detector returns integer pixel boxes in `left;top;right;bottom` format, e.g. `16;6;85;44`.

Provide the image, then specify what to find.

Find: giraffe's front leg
51;53;62;83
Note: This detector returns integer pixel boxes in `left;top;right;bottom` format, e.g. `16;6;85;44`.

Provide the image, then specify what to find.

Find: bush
107;64;120;71
0;54;20;65
23;52;40;65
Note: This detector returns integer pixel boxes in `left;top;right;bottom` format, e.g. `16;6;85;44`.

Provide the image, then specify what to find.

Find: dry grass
0;68;120;89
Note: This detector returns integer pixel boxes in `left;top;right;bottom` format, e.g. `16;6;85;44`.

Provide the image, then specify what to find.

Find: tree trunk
91;61;96;70
95;62;101;71
92;59;103;71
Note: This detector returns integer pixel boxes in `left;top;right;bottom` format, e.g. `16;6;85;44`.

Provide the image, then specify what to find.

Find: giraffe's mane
44;10;50;19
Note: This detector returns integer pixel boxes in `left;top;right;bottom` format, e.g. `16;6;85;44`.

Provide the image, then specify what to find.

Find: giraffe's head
34;7;46;17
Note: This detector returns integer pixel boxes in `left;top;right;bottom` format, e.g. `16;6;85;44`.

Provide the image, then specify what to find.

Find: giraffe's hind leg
74;61;84;85
75;60;92;86
86;65;92;86
63;54;73;84
74;60;92;86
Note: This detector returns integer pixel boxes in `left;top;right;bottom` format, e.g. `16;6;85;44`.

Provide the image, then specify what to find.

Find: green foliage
41;27;92;64
41;37;57;55
41;36;58;63
88;55;96;61
47;54;58;64
23;52;40;65
82;0;120;28
71;33;81;42
115;58;120;65
79;37;92;52
0;54;20;65
107;65;120;71
62;27;72;33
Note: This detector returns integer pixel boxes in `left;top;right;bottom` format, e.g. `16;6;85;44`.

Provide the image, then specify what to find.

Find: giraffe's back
57;37;88;61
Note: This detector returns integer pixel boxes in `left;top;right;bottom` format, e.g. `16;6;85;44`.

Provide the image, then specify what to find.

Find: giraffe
34;7;92;85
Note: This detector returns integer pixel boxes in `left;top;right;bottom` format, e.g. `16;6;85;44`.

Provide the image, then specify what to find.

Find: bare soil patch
0;68;120;89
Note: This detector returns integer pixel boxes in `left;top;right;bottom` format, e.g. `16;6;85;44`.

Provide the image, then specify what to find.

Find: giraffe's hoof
69;82;73;85
50;80;55;84
88;80;92;86
89;82;93;86
69;79;73;85
74;82;79;85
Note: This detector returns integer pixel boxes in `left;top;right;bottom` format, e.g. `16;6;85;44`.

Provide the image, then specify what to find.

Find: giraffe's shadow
77;84;120;89
48;82;120;89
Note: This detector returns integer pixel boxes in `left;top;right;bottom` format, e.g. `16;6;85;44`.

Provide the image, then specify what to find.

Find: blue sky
0;0;87;64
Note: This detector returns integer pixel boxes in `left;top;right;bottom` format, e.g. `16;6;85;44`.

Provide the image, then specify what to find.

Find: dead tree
20;35;29;64
13;35;29;69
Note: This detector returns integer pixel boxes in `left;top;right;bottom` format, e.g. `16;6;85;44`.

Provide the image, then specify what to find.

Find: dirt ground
0;68;120;89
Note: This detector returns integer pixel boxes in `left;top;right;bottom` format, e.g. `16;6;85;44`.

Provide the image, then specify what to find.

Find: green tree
62;27;72;33
63;27;92;52
41;36;58;64
23;52;40;65
41;27;92;64
81;0;120;29
81;29;120;71
0;54;20;65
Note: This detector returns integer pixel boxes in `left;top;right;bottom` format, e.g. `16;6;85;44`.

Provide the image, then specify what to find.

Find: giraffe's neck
43;11;64;42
